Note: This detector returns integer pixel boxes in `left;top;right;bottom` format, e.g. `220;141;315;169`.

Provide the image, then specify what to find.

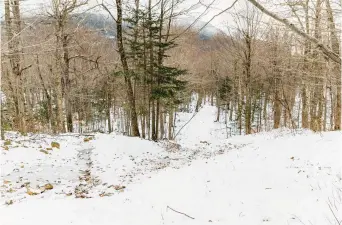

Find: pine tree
124;5;187;140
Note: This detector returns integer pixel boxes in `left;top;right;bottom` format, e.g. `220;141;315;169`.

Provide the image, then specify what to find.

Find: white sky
0;0;246;30
0;0;341;33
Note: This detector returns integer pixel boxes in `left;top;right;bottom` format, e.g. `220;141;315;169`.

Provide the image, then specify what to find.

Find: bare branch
170;0;217;41
247;0;341;64
198;0;239;32
166;206;195;220
100;1;117;23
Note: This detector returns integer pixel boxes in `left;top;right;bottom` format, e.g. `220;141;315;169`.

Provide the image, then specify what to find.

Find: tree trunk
330;89;334;130
107;90;112;133
263;93;268;130
141;114;146;139
195;91;202;112
151;100;156;141
36;56;55;133
273;87;282;129
147;101;151;140
168;108;174;140
326;0;341;130
5;0;27;134
61;37;73;133
1;100;5;140
160;108;164;139
116;0;140;136
156;100;160;140
216;94;220;122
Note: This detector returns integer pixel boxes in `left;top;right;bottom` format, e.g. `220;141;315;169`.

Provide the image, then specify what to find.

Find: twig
247;0;341;64
169;0;216;42
167;206;195;220
173;107;202;139
293;215;307;225
198;0;239;32
100;2;117;23
327;201;341;225
57;134;96;137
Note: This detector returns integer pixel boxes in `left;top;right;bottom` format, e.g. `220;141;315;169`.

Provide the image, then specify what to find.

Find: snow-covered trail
1;130;341;225
175;105;228;148
0;129;246;205
1;105;341;225
74;145;103;198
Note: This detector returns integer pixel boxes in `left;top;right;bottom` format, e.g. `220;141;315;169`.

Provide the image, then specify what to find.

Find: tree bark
168;108;173;140
5;0;27;134
36;56;55;133
326;0;341;130
160;108;164;139
116;0;140;136
107;89;112;133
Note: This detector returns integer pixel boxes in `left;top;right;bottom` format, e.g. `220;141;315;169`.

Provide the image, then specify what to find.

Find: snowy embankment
1;105;341;225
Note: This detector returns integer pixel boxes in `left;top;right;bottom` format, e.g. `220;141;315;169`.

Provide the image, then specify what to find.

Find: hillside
1;105;341;225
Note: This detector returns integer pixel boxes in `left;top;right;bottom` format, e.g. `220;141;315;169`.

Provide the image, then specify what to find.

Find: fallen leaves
75;193;91;199
7;188;16;193
4;140;11;145
51;141;60;149
83;137;93;142
25;183;54;196
113;185;126;191
26;189;38;196
20;182;30;188
99;192;109;197
44;183;53;190
3;180;11;184
39;149;49;154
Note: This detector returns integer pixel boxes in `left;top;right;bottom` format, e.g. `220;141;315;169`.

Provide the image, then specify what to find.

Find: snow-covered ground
1;105;341;225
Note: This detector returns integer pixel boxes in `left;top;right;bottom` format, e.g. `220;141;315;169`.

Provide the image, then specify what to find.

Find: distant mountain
174;16;222;40
74;13;221;40
73;13;117;38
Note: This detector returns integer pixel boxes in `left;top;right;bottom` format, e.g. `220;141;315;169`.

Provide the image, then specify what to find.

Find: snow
175;105;228;147
1;105;341;225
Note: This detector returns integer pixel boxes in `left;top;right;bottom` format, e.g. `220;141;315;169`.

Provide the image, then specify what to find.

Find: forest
1;1;342;224
1;0;341;139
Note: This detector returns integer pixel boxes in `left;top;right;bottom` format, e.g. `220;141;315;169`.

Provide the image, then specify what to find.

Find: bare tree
4;0;29;134
115;0;140;137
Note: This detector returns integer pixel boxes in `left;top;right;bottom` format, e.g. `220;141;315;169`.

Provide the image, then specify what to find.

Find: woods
1;0;341;139
1;1;341;223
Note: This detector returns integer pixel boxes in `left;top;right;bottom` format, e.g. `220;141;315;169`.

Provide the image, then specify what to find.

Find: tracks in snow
74;143;101;198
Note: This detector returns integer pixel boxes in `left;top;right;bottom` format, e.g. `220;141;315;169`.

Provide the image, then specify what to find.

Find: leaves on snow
51;141;60;149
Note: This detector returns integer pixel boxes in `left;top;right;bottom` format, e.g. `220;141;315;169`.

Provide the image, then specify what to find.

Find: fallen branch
327;199;341;225
57;134;96;137
167;206;195;219
173;106;202;139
